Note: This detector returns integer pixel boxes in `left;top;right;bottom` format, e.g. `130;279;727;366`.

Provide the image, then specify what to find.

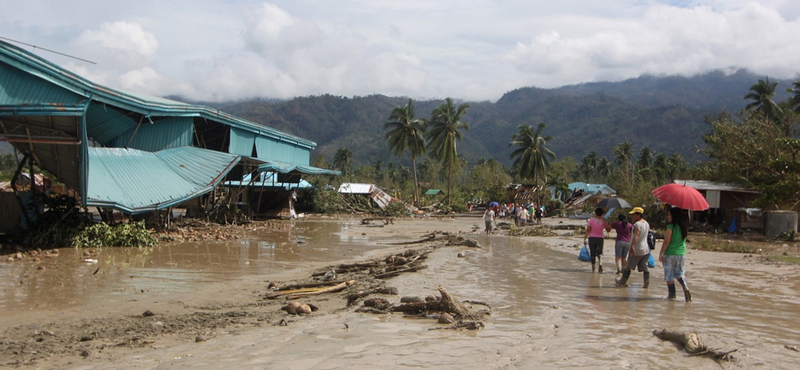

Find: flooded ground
2;217;799;369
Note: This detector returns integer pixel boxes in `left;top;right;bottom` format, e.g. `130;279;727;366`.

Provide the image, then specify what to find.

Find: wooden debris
653;328;737;362
266;280;355;299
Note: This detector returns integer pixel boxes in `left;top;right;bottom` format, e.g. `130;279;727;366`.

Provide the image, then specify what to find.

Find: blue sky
1;1;798;102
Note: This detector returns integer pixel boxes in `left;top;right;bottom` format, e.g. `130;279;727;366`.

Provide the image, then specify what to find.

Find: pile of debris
263;238;488;330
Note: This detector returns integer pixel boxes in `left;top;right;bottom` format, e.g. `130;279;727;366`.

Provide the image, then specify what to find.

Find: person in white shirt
483;206;496;235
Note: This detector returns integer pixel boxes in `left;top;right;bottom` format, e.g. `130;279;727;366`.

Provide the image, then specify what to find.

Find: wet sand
1;215;799;369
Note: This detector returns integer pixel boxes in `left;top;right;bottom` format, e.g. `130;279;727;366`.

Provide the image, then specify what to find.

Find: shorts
627;253;650;272
662;255;686;281
485;220;494;231
588;237;604;258
614;241;631;258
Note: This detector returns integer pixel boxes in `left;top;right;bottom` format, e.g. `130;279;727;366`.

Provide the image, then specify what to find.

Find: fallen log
285;280;356;300
275;279;355;291
265;280;355;299
652;328;736;362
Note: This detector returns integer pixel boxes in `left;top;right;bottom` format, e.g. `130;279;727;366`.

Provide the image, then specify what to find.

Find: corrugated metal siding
85;103;138;145
229;128;256;156
86;147;240;213
255;136;310;165
0;61;83;105
110;117;193;151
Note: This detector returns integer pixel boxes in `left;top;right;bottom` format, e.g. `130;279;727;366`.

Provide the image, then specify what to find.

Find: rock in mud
282;301;302;314
296;304;313;315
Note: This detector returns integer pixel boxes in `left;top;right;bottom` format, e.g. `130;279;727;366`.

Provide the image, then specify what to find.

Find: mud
1;215;799;369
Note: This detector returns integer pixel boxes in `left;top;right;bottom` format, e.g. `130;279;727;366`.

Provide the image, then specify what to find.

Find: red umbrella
652;183;709;210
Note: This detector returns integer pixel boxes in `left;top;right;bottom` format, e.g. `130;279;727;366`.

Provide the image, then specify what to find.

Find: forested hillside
220;69;785;167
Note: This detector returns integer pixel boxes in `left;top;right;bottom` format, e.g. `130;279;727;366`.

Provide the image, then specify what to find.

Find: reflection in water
0;219;381;311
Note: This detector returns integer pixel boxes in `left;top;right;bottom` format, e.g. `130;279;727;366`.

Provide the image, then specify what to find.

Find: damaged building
0;40;337;230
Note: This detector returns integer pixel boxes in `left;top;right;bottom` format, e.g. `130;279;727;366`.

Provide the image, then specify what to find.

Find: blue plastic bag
578;245;591;262
647;253;656;268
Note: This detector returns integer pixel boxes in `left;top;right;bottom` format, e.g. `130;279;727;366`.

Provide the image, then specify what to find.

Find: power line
0;36;96;65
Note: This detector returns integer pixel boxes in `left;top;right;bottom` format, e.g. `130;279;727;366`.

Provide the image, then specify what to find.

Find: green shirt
664;224;686;256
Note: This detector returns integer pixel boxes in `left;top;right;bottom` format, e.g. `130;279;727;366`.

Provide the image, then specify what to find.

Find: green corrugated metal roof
0;40;316;150
0;40;334;214
258;160;340;176
87;146;240;214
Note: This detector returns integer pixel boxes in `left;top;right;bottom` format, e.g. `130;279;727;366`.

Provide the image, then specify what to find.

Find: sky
1;1;799;103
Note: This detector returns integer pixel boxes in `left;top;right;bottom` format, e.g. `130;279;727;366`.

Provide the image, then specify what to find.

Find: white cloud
72;21;158;68
505;3;800;87
1;1;798;102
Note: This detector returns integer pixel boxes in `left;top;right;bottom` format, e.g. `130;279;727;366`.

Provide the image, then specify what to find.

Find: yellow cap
629;207;645;214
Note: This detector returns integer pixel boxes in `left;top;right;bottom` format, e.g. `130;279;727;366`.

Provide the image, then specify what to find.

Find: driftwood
653;328;737;362
266;280;355;299
391;286;480;320
274;279;354;291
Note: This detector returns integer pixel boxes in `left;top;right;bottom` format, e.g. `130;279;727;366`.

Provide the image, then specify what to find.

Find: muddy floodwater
2;218;799;369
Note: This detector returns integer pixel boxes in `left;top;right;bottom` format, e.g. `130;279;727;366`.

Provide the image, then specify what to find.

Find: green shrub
73;220;156;248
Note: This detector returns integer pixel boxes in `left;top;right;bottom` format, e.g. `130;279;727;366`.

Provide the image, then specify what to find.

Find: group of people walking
583;206;692;302
482;202;546;234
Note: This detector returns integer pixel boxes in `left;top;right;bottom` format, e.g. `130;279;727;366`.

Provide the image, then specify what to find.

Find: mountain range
219;69;793;168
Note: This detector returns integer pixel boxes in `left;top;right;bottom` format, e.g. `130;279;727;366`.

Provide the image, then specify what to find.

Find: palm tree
744;77;782;124
666;153;687;180
426;98;470;205
546;175;571;202
333;147;353;176
579;151;598;181
509;123;556;201
384;99;427;206
597;157;615;180
789;80;800;113
613;141;634;186
637;146;652;170
653;153;669;183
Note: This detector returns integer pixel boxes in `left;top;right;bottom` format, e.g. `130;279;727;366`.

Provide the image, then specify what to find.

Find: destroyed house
0;40;337;216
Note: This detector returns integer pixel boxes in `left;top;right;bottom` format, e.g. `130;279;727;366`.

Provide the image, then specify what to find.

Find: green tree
703;111;800;209
333;147;353;176
597;156;615;180
613;141;634;186
744;77;783;125
384;99;427;206
468;158;512;203
426;98;470;205
788;80;800;113
579;151;598;181
546;174;571;202
509;123;556;187
653;153;669;183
